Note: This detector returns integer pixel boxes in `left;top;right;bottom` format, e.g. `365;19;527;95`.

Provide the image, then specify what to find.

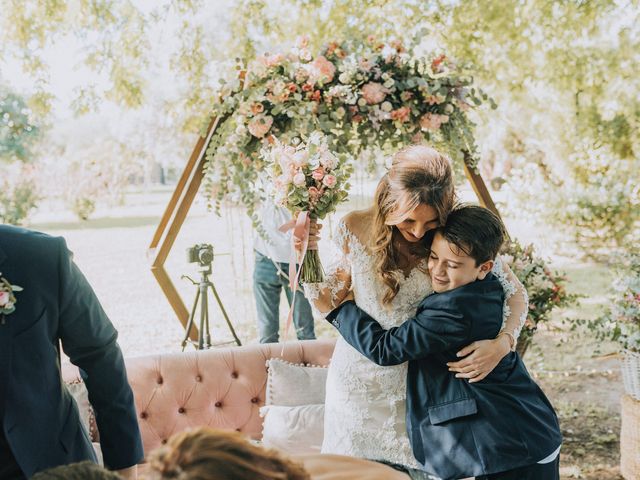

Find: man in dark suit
327;206;562;480
0;225;143;479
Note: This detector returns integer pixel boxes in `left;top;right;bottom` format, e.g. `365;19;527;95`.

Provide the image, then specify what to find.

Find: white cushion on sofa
264;358;328;406
261;358;328;454
260;404;324;454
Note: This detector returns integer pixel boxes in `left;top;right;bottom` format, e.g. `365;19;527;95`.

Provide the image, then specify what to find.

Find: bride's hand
294;218;322;251
340;290;355;304
446;336;511;383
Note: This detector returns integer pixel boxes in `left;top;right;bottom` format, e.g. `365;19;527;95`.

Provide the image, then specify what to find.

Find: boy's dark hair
437;204;507;265
31;461;122;480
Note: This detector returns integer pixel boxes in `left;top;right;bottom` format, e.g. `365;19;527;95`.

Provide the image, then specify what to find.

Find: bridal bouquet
261;132;352;283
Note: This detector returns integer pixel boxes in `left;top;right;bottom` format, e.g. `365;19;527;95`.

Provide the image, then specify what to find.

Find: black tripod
181;261;242;351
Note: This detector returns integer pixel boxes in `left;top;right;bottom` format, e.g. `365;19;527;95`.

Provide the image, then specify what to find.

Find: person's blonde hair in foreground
148;427;310;480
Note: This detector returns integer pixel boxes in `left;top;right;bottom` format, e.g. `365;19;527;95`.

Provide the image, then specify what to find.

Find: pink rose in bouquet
322;174;337;188
312;167;325;181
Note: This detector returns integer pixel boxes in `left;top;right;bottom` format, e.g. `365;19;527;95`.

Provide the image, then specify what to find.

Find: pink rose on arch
0;291;9;306
361;82;388;105
322;174;337;188
308;56;336;84
261;53;285;68
359;58;374;72
419;113;449;132
248;114;274;138
312;167;325;181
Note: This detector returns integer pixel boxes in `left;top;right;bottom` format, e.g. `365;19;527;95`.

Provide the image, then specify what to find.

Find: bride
301;145;528;468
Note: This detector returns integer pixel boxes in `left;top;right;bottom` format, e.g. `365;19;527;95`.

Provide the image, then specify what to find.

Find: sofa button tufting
178;407;186;414
195;375;202;382
235;428;241;432
231;372;238;379
251;397;259;404
140;412;148;419
161;439;167;445
214;401;222;408
157;377;163;385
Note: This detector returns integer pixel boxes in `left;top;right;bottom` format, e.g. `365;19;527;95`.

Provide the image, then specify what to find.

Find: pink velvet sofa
61;339;336;456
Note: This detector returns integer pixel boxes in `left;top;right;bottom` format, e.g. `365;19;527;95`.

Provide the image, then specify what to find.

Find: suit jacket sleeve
55;237;144;469
326;299;471;366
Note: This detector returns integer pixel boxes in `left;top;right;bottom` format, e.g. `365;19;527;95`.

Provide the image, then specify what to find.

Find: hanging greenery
202;37;493;224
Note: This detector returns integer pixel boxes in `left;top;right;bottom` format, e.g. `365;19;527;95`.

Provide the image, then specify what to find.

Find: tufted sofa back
62;339;336;457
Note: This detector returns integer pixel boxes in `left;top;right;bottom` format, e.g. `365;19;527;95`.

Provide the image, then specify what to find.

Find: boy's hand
446;336;511;383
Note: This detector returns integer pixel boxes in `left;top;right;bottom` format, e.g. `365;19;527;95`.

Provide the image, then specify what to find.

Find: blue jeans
253;250;315;343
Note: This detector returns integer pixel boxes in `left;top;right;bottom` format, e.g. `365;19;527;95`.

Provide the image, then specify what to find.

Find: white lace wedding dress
305;218;526;468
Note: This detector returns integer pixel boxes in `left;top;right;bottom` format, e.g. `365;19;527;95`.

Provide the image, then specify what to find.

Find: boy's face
428;232;494;293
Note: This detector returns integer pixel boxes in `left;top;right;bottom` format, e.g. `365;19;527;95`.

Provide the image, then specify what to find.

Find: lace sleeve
492;256;529;343
303;219;352;317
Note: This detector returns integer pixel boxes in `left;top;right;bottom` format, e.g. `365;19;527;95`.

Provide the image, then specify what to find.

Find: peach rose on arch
361;82;388;105
307;55;336;84
248;115;274;138
391;106;411;123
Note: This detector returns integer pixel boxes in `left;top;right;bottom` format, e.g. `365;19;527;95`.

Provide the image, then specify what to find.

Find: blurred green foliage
0;0;637;253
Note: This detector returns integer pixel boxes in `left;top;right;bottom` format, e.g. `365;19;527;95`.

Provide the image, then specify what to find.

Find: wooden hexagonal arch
149;115;499;340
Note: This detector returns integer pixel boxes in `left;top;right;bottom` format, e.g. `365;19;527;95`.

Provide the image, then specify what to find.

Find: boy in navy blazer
327;205;562;480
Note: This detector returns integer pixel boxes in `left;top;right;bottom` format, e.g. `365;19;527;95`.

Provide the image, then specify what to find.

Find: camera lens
199;247;214;265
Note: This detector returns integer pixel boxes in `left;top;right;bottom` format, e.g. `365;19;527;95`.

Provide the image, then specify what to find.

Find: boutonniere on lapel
0;273;23;325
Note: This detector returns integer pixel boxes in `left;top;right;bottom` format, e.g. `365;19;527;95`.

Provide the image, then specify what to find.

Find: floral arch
149;38;500;335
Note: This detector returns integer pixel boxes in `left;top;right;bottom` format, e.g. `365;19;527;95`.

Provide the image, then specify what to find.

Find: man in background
253;203;315;343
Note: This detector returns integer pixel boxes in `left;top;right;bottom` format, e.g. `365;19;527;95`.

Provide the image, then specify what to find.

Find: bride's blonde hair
372;145;455;305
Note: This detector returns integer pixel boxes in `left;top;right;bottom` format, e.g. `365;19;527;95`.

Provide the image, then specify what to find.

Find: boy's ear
477;260;494;280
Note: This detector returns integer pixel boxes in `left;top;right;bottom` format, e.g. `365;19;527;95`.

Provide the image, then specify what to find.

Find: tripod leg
209;282;242;346
199;281;208;350
181;289;201;351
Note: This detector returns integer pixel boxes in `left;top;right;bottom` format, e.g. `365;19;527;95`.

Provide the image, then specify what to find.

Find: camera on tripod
187;243;214;267
181;242;241;350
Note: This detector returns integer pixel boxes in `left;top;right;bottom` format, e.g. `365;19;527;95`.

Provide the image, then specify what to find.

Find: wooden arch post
149;122;500;338
148;114;223;341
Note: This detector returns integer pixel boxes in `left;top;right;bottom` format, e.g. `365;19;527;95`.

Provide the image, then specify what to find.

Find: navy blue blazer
0;225;143;477
327;274;562;480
